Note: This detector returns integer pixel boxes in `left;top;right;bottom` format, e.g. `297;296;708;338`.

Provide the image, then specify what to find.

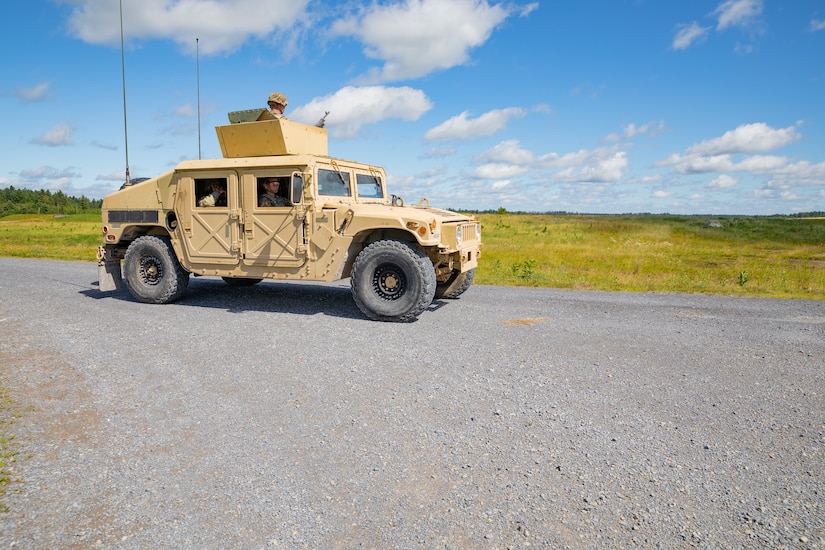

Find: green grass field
0;213;102;262
475;213;825;300
1;212;824;299
476;214;825;299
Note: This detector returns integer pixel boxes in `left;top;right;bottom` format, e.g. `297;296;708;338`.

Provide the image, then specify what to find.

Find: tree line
0;186;102;216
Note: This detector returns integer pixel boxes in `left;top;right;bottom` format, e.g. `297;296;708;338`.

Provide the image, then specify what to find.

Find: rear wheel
350;240;436;322
435;268;475;299
123;235;189;304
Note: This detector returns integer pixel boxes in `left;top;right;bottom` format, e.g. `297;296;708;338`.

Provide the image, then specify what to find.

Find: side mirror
291;172;313;204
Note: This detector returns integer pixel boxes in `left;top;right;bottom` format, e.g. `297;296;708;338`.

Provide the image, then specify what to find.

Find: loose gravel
0;257;823;549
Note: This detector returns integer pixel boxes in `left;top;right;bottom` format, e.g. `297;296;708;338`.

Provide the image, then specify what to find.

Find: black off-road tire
222;277;263;287
435;268;475;299
123;235;190;304
350;240;436;322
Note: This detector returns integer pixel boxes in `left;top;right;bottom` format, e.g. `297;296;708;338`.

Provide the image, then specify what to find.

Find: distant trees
0;186;101;216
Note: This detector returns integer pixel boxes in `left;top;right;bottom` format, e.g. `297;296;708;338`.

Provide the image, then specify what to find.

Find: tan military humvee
98;109;481;322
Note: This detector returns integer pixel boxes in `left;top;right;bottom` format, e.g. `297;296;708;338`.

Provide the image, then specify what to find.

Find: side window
195;177;228;208
256;176;292;207
356;173;383;198
317;169;351;197
292;173;303;204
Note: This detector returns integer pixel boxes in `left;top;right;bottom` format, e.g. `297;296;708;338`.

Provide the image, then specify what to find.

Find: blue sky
1;0;824;214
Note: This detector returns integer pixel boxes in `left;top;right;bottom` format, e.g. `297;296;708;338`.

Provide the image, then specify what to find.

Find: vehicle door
174;171;241;265
240;171;307;267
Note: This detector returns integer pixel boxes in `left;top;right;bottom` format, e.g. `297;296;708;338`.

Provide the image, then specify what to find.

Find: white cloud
17;166;82;190
673;22;710;50
472;163;529;179
653;190;674;198
414;165;448;179
420;147;456;159
686;123;801;156
709;174;740;188
31;124;75;146
58;0;310;55
97;170;129;182
532;103;553;115
475;139;535;164
174;104;196;117
332;0;524;82
91;140;119;151
10;82;52;102
424;108;526;142
674;1;763;51
658;153;789;174
547;148;629;183
754;183;799;201
627;174;663;185
289;86;433;139
811;19;825;32
713;0;763;31
656;122;825;192
604;120;666;142
475;140;631;184
765;160;825;186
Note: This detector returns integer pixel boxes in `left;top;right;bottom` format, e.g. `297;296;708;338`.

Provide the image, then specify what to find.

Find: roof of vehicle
174;154;385;172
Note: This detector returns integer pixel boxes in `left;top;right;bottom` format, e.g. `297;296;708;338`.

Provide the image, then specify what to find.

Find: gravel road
0;257;823;549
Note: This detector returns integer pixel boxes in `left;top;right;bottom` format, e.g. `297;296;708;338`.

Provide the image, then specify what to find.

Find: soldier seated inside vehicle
258;176;291;207
196;178;227;207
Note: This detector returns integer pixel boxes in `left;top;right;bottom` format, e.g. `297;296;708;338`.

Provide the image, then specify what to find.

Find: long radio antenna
120;0;131;185
196;37;202;160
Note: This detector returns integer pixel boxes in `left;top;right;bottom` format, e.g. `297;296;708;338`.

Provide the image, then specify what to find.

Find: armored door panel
241;173;305;267
175;173;241;265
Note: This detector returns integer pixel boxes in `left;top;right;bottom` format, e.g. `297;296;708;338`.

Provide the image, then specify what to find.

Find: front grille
460;222;479;245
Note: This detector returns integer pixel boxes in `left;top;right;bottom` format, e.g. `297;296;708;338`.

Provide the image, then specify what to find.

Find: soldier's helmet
268;92;288;106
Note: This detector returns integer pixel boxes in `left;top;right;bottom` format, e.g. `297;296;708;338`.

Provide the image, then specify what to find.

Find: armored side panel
215;117;328;158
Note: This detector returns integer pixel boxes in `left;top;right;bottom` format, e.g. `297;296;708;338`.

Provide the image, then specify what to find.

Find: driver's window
256;176;292;208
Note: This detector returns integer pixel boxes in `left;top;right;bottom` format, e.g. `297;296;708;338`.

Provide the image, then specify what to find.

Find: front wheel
435;268;475;299
123;235;189;304
350;240;436;322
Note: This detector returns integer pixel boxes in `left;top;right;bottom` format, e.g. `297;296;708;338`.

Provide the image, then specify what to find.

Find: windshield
318;168;351;197
356;173;383;199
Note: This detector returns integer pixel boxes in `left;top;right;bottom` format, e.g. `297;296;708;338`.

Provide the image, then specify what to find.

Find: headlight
456;225;462;244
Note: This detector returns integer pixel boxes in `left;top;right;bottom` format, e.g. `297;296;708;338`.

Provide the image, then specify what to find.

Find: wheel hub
373;264;406;300
139;256;163;286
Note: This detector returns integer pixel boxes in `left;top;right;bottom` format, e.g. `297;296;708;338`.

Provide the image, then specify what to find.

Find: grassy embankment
1;212;823;299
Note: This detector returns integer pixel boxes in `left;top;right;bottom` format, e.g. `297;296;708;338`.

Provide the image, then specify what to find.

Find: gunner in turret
267;92;288;119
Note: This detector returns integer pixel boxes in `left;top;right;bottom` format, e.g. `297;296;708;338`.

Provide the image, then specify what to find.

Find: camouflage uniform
259;192;290;207
268;91;288;119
